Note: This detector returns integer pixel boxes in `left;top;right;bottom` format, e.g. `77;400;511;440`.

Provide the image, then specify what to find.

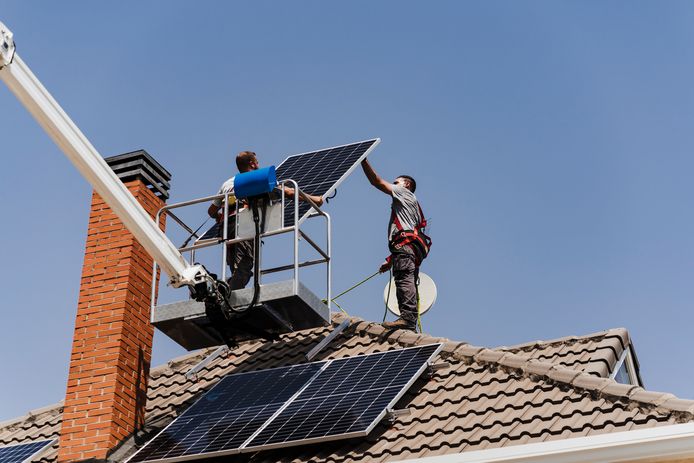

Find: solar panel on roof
0;440;54;463
245;344;441;450
127;344;441;463
127;363;322;463
276;138;380;225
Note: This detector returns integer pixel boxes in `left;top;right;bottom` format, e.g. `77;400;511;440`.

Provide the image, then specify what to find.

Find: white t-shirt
388;185;422;241
212;176;236;208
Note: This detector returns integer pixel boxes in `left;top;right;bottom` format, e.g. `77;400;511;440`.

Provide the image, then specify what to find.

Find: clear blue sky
2;1;694;421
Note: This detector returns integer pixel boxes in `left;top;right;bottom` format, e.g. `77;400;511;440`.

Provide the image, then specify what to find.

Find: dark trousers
393;246;419;329
227;239;254;290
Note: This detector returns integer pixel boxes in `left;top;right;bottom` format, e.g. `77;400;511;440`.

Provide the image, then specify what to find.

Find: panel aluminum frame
276;138;381;227
125;344;442;463
243;343;443;452
0;439;55;463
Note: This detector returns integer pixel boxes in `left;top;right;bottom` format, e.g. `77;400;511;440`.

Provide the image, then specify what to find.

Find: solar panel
0;440;54;463
276;138;380;225
196;138;379;243
127;344;441;463
127;363;323;463
196;221;222;242
245;344;442;451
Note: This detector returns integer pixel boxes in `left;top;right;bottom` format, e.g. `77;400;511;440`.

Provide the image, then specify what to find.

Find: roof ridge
495;327;629;352
336;313;694;422
0;401;63;431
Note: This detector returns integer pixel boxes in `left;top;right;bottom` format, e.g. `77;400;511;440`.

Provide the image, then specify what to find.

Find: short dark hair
236;151;257;172
397;175;416;193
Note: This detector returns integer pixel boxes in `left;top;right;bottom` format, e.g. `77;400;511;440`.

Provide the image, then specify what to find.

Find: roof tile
546;366;582;384
629;390;677;407
523;359;554;377
571;373;613;391
3;316;692;463
599;382;640;398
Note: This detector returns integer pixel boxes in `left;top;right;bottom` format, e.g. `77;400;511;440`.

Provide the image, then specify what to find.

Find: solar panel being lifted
0;440;54;463
126;344;441;463
196;139;379;242
276;138;380;225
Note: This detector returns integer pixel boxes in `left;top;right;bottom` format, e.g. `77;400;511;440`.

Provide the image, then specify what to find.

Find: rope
326;268;424;333
383;267;392;322
332;271;380;300
331;299;349;316
416;276;423;333
324;270;381;317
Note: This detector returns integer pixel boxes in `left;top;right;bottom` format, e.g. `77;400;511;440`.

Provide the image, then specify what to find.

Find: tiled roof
495;328;632;379
3;313;694;463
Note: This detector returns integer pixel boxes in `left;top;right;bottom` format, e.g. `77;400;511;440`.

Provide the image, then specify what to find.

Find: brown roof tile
497;328;629;378
2;316;692;463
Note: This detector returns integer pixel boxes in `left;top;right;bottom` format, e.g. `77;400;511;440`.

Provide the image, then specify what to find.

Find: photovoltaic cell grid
245;344;441;450
0;440;54;463
276;139;380;225
196;139;379;242
127;344;441;463
128;363;322;463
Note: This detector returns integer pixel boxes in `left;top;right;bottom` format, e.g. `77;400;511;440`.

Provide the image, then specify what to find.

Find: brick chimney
58;151;171;462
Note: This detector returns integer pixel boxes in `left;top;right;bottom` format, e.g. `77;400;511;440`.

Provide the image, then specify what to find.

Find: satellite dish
384;272;437;316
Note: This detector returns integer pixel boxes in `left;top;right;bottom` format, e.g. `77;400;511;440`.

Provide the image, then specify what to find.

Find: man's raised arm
361;158;393;195
282;187;324;207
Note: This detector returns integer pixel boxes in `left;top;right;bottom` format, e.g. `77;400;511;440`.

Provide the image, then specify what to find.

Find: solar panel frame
126;344;441;463
194;138;379;244
275;138;380;227
125;363;325;463
0;439;55;463
242;344;442;452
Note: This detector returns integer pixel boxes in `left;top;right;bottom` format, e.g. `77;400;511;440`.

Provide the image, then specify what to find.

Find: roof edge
335;313;694;421
0;401;63;431
395;422;694;463
495;327;629;353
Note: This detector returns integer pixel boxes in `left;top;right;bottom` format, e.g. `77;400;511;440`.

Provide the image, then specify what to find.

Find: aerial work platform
153;280;330;349
0;21;379;350
150;178;333;348
149;140;380;349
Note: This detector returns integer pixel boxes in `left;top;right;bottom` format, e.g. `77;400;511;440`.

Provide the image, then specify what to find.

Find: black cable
180;216;211;248
325;189;338;204
250;199;262;310
237;197;263;314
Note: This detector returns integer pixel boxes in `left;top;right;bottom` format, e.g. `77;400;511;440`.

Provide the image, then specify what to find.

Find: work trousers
392;246;419;329
227;239;254;290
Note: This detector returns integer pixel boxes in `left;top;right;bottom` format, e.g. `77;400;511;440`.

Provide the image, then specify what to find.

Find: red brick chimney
58;151;171;462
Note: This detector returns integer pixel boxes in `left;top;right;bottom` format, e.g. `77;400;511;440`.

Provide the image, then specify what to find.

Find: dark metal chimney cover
105;149;172;199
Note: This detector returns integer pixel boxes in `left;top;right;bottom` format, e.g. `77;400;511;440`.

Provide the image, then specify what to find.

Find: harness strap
390;202;427;233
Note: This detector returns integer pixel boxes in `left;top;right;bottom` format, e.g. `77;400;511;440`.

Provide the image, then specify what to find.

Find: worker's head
236;151;259;173
395;175;416;193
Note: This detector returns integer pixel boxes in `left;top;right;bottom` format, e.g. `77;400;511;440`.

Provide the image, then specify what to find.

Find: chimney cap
106;150;172;199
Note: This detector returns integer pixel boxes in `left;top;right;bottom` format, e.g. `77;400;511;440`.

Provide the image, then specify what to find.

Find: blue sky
1;1;694;421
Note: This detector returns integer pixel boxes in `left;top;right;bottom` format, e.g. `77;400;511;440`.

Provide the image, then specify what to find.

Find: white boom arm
0;22;205;288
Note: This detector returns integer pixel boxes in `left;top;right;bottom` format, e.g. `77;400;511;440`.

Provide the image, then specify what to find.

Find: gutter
396;423;694;463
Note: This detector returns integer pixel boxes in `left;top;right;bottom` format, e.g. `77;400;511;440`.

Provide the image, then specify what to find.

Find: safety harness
388;202;432;265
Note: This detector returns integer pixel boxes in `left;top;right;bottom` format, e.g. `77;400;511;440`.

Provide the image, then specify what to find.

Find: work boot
382;318;416;331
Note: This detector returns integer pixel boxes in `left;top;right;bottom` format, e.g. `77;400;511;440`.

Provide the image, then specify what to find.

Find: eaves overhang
397;422;694;463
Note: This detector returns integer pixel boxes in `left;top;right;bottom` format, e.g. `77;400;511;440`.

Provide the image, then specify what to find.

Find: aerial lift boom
1;22;334;347
0;22;208;290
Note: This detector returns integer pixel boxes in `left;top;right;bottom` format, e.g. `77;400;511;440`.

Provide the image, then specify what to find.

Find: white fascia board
396;422;694;463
